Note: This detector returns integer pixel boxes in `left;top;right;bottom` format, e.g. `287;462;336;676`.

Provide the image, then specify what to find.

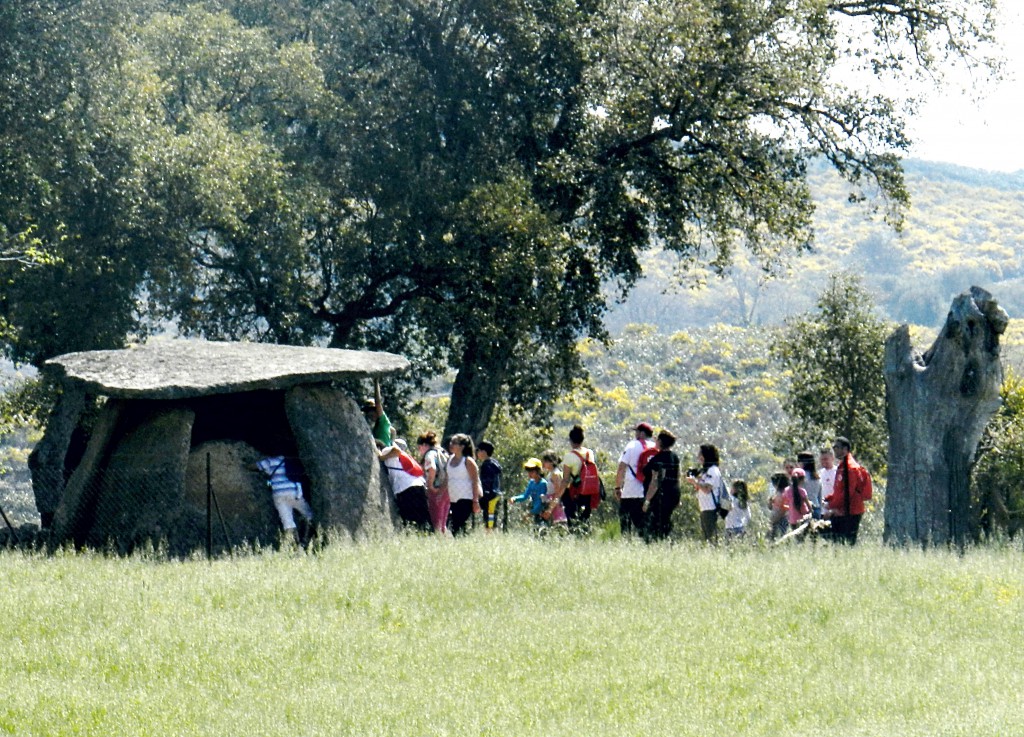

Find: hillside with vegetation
607;159;1024;333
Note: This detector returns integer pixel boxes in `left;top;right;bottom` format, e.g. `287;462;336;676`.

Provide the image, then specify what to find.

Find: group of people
374;409;874;544
766;438;874;544
614;424;873;544
378;423;603;538
511;424;603;534
614;423;749;542
259;379;872;546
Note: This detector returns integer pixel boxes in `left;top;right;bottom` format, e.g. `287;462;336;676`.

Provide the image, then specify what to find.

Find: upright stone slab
184;440;280;550
87;402;195;553
28;385;88;528
285;385;396;537
51;399;126;547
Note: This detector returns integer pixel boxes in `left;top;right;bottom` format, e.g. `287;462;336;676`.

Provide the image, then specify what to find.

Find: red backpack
391;449;424;477
632;444;658;483
570;449;603;509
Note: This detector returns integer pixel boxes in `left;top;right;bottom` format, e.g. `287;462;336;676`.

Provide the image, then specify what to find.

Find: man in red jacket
824;436;872;545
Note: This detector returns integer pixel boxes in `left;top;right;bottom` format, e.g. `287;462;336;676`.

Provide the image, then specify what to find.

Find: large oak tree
0;0;1000;440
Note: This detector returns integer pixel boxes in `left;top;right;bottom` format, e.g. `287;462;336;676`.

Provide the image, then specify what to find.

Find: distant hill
606;158;1024;336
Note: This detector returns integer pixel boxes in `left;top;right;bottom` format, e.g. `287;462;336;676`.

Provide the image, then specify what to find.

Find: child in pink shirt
781;467;812;528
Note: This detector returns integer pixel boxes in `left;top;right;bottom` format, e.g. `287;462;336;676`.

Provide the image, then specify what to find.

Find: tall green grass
1;536;1022;736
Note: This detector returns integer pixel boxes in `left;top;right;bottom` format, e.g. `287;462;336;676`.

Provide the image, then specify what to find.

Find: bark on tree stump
884;287;1008;546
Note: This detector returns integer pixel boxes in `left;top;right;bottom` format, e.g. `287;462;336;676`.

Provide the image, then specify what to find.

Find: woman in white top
446;433;482;536
685;443;722;543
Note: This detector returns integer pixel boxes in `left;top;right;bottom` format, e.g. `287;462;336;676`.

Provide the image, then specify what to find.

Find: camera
686;468;700;478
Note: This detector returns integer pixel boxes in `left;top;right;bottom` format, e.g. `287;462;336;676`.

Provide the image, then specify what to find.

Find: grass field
1;534;1023;737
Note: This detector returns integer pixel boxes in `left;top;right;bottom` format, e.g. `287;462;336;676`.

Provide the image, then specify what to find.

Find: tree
0;0;1001;443
971;370;1024;540
884;287;1007;547
0;0;166;365
772;272;890;470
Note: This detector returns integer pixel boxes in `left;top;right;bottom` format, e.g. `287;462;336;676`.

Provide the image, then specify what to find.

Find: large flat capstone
43;340;410;399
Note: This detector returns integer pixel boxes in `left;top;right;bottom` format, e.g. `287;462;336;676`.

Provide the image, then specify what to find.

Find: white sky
906;5;1024;172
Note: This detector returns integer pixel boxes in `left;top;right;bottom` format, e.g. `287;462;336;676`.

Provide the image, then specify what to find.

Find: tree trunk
883;287;1008;546
443;336;513;443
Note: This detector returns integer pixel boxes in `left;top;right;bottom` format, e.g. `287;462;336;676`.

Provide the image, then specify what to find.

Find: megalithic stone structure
883;287;1008;546
31;340;409;554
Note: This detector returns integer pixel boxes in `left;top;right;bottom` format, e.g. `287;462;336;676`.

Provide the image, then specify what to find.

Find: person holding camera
685;443;723;543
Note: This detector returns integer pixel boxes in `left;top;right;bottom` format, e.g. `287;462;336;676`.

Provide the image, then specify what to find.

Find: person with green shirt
361;379;392;447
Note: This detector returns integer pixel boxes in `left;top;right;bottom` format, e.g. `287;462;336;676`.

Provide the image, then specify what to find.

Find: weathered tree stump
884;287;1008;546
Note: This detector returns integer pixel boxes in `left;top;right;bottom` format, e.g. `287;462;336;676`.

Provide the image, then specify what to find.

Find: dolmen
29;340;410;554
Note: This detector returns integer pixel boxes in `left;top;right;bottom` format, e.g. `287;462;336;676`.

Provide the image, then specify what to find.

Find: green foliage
0;376;48;440
972;370;1024;539
2;539;1024;735
772;273;890;471
0;0;1002;448
0;375;46;523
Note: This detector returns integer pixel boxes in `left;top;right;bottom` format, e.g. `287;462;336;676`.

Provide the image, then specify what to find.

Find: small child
768;472;790;539
781;467;812;531
540;451;568;527
476;440;503;532
511;458;549;525
724;479;750;538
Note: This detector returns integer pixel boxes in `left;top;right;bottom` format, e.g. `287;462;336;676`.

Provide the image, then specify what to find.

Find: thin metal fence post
210;479;233;556
206;453;213;560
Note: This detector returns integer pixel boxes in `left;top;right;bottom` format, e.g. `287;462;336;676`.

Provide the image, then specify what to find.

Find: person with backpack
724;479;751;539
558;425;602;533
256;454;315;545
824;436;873;545
615;422;656;536
416;430;449;535
685;443;723;543
446;433;482;536
640;429;682;541
378;439;431;532
476;440;503;533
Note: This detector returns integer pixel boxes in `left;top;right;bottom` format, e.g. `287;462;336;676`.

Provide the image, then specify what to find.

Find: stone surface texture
184;441;281;549
28;385;87;522
43;340;410;399
87;403;195;553
285;385;398;537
